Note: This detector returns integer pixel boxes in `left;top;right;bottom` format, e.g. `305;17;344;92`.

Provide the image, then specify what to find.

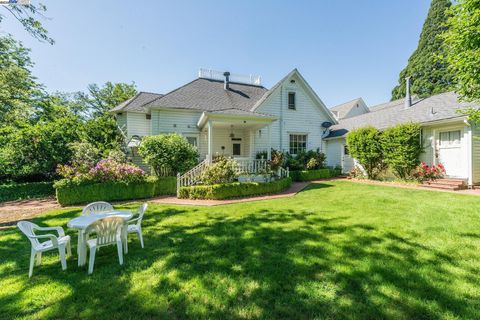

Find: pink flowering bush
89;159;146;183
56;158;146;187
414;162;446;182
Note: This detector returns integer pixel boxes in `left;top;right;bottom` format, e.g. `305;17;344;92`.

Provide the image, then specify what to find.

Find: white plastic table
67;210;133;267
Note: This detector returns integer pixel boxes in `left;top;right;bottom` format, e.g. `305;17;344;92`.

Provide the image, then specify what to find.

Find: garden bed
178;177;292;200
289;168;341;181
56;176;176;206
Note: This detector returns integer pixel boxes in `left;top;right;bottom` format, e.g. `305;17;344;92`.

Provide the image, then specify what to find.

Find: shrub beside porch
178;177;292;200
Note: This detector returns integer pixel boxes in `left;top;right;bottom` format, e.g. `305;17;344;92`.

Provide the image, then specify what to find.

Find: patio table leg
123;223;128;254
77;230;86;267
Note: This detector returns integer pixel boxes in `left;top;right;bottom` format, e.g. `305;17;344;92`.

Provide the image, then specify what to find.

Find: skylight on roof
198;68;261;86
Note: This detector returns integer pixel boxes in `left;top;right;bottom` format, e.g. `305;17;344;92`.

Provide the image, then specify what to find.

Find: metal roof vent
223;71;230;90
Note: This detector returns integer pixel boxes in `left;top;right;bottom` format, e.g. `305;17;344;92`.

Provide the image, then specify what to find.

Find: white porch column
207;120;213;163
249;130;255;159
267;124;272;160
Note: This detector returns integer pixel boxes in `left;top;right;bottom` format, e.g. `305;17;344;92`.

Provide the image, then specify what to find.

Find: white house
111;68;337;170
112;69;480;188
326;91;480;187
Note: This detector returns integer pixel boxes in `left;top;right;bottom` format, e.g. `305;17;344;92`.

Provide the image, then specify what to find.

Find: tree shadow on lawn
1;207;479;319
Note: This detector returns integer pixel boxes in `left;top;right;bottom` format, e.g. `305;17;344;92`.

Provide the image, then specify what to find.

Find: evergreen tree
391;0;454;100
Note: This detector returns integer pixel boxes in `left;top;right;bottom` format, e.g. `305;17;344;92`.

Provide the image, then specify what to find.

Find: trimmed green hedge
179;177;292;200
0;182;55;202
289;168;341;182
56;176;176;206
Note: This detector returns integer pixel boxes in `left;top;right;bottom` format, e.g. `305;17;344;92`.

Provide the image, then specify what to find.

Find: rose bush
414;162;445;181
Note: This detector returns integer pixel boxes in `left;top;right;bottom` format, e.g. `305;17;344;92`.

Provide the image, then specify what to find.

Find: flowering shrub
89;159;145;183
414;162;445;181
56;158;146;186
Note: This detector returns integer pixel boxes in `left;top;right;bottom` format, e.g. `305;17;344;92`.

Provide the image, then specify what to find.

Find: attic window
146;114;151;120
288;92;296;110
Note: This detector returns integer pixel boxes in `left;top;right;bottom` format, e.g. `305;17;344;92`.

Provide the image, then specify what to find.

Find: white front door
436;129;465;178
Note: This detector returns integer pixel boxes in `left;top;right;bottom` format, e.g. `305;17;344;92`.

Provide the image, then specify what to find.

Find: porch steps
422;178;468;191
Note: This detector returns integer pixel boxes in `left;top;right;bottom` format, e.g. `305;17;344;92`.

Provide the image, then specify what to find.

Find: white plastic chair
17;221;72;278
125;203;148;253
84;217;124;274
82;201;114;216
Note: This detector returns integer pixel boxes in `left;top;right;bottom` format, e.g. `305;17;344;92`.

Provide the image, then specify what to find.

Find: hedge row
0;182;55;202
179;177;292;200
289;168;341;182
56;176;176;206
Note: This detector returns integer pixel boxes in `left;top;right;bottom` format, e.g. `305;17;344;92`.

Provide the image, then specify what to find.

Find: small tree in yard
346;127;385;179
138;134;198;175
381;123;423;179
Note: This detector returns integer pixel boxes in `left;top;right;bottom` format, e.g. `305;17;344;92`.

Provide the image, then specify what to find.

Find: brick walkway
150;181;311;206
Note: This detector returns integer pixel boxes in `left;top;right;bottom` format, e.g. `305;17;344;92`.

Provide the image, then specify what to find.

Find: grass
1;180;480;319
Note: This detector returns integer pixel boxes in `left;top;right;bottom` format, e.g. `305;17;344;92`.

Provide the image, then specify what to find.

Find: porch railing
176;158;290;197
177;159;209;196
277;167;289;178
235;159;270;174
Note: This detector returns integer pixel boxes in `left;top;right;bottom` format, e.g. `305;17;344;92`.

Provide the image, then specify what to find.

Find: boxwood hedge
56;176;176;206
178;177;292;200
289;168;341;182
0;181;55;202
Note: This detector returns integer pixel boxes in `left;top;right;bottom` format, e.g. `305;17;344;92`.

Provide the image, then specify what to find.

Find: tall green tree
442;0;480;104
391;0;454;100
0;35;43;124
75;82;137;117
67;82;137;152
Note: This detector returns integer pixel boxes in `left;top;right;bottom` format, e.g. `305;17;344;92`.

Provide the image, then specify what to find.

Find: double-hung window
289;134;307;154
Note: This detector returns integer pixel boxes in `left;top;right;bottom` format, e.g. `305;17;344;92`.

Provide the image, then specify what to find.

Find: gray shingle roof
327;92;479;139
111;92;163;113
330;98;365;119
144;78;268;112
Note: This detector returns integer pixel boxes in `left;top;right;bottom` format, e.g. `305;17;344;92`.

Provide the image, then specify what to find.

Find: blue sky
1;0;431;107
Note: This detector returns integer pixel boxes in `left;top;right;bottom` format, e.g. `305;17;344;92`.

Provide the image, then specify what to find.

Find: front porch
196;110;277;162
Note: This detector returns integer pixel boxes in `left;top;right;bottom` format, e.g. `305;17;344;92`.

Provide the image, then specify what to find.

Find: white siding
326;139;343;168
254;74;332;155
126;112;151;138
472;124;480;184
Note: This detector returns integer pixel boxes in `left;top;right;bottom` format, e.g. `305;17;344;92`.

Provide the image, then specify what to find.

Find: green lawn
1;181;480;319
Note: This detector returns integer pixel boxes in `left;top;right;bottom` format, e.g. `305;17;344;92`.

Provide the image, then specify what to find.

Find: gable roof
110;92;163;113
330;98;368;119
144;78;268;112
251;68;338;123
327;92;479;139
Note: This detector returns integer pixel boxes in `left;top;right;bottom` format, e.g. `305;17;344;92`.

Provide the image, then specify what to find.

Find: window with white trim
289;134;307;154
186;136;198;147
